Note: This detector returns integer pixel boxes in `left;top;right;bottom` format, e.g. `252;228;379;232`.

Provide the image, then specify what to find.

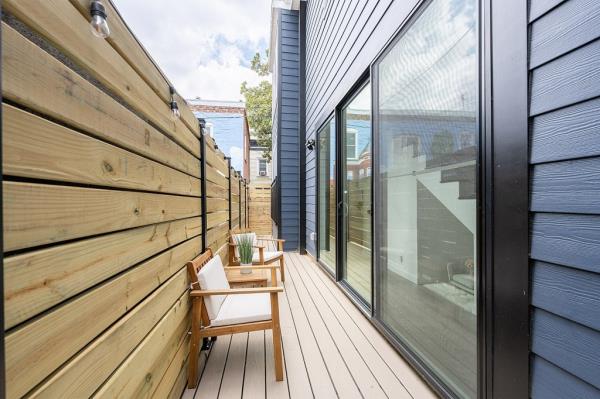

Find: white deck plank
299;253;436;399
279;277;314;398
242;331;266;399
286;254;362;399
293;253;413;398
282;255;338;398
219;333;248;398
265;329;290;399
184;252;436;399
194;335;232;399
287;253;389;399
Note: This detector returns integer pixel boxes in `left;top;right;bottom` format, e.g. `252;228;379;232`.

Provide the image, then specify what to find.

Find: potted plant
236;234;254;274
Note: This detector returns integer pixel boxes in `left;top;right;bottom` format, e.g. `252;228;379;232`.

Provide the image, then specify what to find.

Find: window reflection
318;118;336;272
376;0;478;397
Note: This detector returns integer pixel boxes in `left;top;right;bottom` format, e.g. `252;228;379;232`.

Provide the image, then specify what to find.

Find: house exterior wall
275;0;600;396
272;7;301;250
249;147;272;182
304;0;421;256
528;0;600;395
190;102;250;178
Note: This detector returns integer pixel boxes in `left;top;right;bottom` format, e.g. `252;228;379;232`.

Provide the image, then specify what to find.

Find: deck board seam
284;254;340;398
290;253;392;398
296;253;417;399
287;253;370;398
281;273;315;398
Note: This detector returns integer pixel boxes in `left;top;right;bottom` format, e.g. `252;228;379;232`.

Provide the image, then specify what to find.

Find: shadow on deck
182;252;436;399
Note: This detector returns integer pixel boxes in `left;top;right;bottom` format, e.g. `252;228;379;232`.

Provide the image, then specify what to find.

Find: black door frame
315;112;337;277
310;0;528;396
336;76;373;310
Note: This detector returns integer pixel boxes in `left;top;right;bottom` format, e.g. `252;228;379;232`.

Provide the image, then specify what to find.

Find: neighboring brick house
188;99;250;179
249;137;272;183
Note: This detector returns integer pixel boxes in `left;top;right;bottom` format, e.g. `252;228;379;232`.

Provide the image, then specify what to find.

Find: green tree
241;50;272;160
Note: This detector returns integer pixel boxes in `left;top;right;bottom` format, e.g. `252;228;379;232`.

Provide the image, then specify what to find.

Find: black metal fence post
226;158;232;230
238;175;242;229
199;120;208;252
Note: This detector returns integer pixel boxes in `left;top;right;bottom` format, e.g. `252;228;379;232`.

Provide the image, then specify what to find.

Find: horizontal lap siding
303;0;420;257
1;5;213;397
277;9;300;250
528;0;600;395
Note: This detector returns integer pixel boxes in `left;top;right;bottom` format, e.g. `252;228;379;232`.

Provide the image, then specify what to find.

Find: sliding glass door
340;83;372;304
373;0;479;397
317;118;336;273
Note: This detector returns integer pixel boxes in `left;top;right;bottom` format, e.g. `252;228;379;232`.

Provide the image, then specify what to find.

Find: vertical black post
238;173;242;229
298;0;307;254
484;0;529;397
199;120;208;252
227;158;232;230
0;22;5;394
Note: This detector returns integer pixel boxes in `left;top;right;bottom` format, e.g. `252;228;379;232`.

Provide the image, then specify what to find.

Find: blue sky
113;0;271;101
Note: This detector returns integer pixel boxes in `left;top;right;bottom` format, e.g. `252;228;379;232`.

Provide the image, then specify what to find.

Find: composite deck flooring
182;252;435;399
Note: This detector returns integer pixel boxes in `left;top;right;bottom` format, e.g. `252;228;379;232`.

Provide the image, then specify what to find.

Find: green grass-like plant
236;234;254;265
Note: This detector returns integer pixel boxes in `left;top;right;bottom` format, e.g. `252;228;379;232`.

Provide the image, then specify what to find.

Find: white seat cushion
253;251;283;263
210;293;272;327
197;256;230;320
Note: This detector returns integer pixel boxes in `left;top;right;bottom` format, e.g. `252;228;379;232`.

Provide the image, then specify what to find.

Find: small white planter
240;263;253;274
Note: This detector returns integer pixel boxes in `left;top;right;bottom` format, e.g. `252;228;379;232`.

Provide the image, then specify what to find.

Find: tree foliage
241;50;272;160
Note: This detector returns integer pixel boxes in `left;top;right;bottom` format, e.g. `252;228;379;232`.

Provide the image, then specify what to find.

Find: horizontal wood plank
207;211;229;230
3;0;200;156
94;301;190;398
68;0;201;138
29;270;189;398
5;217;200;329
207;198;230;213
6;237;201;398
2;103;201;196
1;22;200;178
3;181;201;251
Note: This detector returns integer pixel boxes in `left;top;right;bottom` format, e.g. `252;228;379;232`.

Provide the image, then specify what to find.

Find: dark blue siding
529;0;600;395
304;0;420;256
275;9;300;250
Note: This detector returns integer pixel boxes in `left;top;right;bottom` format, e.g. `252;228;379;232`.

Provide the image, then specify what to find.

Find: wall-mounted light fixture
169;86;181;120
305;138;316;151
89;1;110;38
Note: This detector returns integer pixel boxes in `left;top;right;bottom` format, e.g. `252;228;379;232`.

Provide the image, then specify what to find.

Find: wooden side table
225;267;269;287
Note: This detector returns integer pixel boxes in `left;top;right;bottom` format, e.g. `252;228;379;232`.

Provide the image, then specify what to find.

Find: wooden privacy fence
249;183;273;236
2;2;247;398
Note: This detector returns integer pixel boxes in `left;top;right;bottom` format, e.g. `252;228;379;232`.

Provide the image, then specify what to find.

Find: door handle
337;201;348;217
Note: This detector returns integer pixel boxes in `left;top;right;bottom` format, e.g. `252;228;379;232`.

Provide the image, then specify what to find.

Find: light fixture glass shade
90;14;110;38
171;104;181;120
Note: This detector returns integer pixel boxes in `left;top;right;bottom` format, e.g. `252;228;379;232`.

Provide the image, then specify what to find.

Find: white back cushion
197;256;230;321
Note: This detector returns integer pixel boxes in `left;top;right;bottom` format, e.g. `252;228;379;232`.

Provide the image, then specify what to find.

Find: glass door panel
374;0;478;397
317;118;336;273
341;83;372;304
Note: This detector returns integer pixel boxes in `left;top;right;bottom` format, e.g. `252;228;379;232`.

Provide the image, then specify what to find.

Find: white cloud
112;0;271;100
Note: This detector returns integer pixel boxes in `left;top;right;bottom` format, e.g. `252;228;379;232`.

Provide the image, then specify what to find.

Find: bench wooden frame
186;249;284;388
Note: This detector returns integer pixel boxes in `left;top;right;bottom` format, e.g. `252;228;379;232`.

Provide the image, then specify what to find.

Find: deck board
185;253;435;399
